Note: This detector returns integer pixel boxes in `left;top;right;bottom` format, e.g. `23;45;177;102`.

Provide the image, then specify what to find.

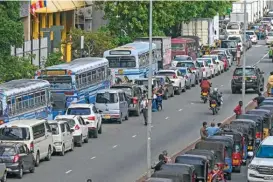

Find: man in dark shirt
253;92;265;107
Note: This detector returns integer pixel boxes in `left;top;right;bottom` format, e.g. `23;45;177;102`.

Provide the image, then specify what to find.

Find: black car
231;66;264;94
0;142;35;178
111;84;143;116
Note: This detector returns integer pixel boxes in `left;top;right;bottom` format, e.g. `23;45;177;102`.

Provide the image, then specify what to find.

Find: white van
0;119;53;167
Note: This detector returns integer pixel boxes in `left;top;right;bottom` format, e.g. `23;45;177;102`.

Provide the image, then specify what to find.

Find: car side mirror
171;81;175;83
70;129;74;133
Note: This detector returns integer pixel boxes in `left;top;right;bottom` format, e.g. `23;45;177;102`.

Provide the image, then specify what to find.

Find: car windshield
256;145;273;158
56;119;75;128
262;18;271;22
227;24;239;29
49;123;59;135
38;76;72;90
0;146;16;156
176;62;194;68
197;61;204;67
228;37;240;42
221;41;236;48
96;93;118;103
233;68;255;76
67;108;91;115
174;56;188;61
157;71;176;76
179;69;187;74
246;32;254;35
0;127;30;141
134;80;148;86
111;87;132;96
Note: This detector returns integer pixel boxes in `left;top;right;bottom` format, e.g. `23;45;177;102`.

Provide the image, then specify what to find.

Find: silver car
174;61;202;84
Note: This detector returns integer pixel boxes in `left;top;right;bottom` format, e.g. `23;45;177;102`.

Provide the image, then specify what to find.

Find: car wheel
45;147;52;161
93;128;98;138
117;114;122;124
164;92;168;100
78;136;83;147
125;113;129;120
98;124;102;134
182;82;186;92
60;145;65;156
176;85;181;95
84;135;89;143
191;80;195;87
17;166;23;179
70;140;74;151
171;89;174;97
187;82;191;89
232;88;236;94
195;77;199;84
29;165;35;173
35;152;40;167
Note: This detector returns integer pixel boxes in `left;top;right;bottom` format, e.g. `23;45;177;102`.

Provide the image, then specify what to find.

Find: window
65;123;71;132
227;24;239;29
0;127;30;140
78;117;84;125
256;145;273;158
157;71;176;76
45;122;51;132
0;146;16;156
176;62;194;68
19;145;26;154
92;70;97;83
39;76;72;90
107;56;136;68
60;124;65;133
16;97;22;111
32;123;45;139
87;72;92;84
171;43;185;51
0;101;3;117
92;106;97;113
82;73;87;84
96;93;118;103
234;68;256;76
118;93;124;102
49;123;59;135
67;108;91;115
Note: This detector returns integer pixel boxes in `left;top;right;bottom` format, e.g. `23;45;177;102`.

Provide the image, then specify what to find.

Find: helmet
213;88;218;92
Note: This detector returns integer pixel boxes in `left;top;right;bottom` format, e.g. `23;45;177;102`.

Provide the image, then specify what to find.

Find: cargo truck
232;0;258;24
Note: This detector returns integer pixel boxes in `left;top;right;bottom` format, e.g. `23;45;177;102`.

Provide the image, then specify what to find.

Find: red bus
171;38;197;60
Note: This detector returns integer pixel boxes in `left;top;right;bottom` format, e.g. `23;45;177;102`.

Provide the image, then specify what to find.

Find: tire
1;172;7;182
45;147;52;161
98;124;102;134
125;113;129;120
117;114;122;124
70;141;74;151
176;85;181;95
164;92;168;100
78;136;83;147
17;166;23;179
84;135;89;143
171;89;174;97
60;145;65;156
93;128;98;138
35;152;40;167
195;77;199;84
232;88;236;94
29;164;35;173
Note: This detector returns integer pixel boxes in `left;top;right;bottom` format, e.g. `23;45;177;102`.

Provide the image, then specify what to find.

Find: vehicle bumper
101;113;121;122
248;169;273;181
232;82;258;89
6;163;20;174
73;135;82;143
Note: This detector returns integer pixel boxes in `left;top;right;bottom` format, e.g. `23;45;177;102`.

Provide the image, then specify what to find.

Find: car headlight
248;164;258;170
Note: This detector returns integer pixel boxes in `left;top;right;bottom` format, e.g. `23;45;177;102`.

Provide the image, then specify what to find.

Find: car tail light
173;75;177;79
30;141;34;151
233;76;239;79
256;132;261;139
88;116;95;120
251;76;257;79
132;97;138;104
75;124;80;130
13;154;20;163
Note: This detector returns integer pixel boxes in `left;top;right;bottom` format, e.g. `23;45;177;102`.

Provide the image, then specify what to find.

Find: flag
30;0;47;16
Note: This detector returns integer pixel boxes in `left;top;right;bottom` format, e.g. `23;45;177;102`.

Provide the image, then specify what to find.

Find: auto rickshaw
264;97;273;101
215;128;244;171
204;136;234;178
152;163;196;182
195;141;229;180
230;119;256;151
185;149;216;170
260;100;273;106
237;114;264;144
145;178;173;182
246;109;272;138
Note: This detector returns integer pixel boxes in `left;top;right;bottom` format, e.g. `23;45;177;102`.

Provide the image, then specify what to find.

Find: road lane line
112;145;118;148
90;156;96;160
65;170;72;174
165;117;169;119
179;109;183;111
255;51;269;65
132;135;137;138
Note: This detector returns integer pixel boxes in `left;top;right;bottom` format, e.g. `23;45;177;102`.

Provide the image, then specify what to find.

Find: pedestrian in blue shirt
207;122;220;136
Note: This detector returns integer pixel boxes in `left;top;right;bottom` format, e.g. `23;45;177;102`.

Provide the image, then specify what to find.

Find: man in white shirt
141;96;149;125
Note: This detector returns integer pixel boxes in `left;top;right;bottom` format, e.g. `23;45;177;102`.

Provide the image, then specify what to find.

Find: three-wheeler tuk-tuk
195;141;229;180
175;154;209;182
264;97;273;101
185;149;216;170
152;163;196;182
237;114;264;143
230;119;256;152
216;129;244;171
260;100;273;106
145;178;173;182
246;109;272;138
205;136;234;176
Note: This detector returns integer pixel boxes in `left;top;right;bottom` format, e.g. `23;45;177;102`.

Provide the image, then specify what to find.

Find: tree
44;51;65;68
69;28;117;59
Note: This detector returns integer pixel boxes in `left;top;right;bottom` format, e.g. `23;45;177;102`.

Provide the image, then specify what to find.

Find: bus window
87;72;92;84
16;97;22;111
92;70;97;83
38;76;72;90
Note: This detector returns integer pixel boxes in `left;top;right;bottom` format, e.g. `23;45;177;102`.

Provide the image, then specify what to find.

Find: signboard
110;50;131;55
41;70;66;76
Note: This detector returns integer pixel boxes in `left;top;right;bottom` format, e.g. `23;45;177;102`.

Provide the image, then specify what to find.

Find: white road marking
255;51;269;65
112;145;118;148
65;170;72;174
165;117;169;119
90;156;96;160
253;45;262;48
132;135;137;138
179;109;183;111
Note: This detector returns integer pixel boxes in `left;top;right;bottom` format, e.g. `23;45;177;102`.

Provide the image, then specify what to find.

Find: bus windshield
107;57;136;68
38;76;72;90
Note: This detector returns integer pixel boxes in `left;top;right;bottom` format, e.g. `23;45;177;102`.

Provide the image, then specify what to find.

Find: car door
177;70;185;87
19;145;31;169
92;106;101;128
60;123;67;149
187;68;194;84
65;122;72;150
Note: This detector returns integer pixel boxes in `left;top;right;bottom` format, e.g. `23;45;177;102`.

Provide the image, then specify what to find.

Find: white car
171;55;193;67
247;136;273;182
203;55;223;75
156;69;186;94
228;35;243;51
66;104;102;138
48;120;74;156
246;30;258;44
55;115;89;147
197;59;212;79
266;31;273;45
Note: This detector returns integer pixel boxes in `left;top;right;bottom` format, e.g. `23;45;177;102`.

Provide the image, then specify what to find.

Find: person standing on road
236;45;241;66
141;95;149;125
234;101;243;118
200;122;208;139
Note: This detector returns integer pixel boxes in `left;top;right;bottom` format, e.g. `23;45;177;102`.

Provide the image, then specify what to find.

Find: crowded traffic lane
8;43;268;182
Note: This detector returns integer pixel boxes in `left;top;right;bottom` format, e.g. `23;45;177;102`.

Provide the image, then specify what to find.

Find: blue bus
0;79;52;123
103;42;159;80
35;57;111;118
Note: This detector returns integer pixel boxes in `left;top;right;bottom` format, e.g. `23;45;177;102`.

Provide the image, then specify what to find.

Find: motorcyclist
209;88;222;107
267;71;273;96
253;92;265;107
200;77;211;94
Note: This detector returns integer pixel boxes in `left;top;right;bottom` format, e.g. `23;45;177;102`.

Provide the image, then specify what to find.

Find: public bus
35;57;111;118
171;38;197;60
103;42;158;80
0;79;52;123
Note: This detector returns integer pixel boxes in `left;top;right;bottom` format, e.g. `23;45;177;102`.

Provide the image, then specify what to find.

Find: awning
33;0;86;13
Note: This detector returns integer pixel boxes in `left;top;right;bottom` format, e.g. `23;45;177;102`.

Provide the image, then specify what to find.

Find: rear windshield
56;119;75;128
233;68;255;76
157;72;175;76
246;32;254;35
179;69;186;74
197;61;204;67
49;123;59;135
228;37;240;42
176;62;194;68
227;24;239;29
96;93;118;103
0;127;30;140
111;87;132;96
67;108;91;115
0;146;16;156
221;41;236;48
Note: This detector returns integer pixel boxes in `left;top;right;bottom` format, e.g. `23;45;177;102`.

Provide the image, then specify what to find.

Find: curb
136;99;257;182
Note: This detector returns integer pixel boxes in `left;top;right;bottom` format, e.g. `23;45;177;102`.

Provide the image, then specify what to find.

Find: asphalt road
8;41;270;182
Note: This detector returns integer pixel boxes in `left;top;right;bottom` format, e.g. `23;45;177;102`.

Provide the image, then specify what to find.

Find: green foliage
69;28;117;59
44;51;65;67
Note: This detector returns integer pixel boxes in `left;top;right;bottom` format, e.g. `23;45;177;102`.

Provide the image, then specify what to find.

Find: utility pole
242;0;247;113
147;0;153;178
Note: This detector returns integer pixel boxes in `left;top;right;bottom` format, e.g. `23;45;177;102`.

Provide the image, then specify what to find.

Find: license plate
233;159;239;164
202;93;208;96
264;176;273;180
248;146;253;150
104;115;110;119
211;104;216;107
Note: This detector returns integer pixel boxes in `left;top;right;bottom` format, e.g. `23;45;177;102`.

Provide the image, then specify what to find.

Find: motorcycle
201;91;209;103
210;99;219;115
